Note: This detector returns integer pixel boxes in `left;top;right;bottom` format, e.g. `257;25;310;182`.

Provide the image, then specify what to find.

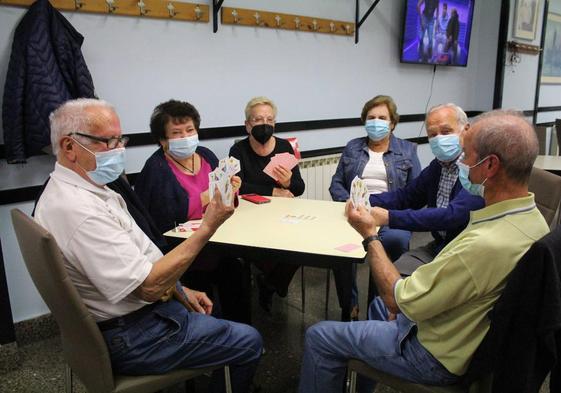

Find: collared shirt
394;193;549;375
436;159;459;237
35;163;161;321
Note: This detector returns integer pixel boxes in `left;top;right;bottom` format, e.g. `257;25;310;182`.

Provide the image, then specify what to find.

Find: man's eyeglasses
69;132;129;149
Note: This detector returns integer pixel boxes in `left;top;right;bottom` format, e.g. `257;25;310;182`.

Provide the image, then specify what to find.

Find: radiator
298;154;341;201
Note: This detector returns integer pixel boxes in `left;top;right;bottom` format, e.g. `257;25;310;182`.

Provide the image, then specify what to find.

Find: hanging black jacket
464;226;561;392
2;0;95;163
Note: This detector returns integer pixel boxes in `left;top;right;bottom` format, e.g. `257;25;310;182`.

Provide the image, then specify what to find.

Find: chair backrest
528;167;561;226
11;209;116;393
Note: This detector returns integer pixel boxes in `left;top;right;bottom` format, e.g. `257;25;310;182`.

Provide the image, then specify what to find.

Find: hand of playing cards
350;176;371;211
263;152;298;180
208;157;241;205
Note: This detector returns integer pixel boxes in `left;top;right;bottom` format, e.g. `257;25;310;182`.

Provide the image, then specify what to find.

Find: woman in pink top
135;100;250;324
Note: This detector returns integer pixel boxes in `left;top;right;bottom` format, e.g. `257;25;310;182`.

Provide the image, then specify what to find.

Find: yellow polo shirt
394;193;549;375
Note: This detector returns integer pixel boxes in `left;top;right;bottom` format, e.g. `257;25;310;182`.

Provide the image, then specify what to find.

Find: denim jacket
329;135;422;202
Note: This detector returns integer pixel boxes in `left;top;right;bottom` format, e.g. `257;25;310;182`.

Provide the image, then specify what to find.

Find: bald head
470;110;538;185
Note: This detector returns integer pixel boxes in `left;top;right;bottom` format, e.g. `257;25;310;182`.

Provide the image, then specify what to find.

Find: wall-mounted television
400;0;476;67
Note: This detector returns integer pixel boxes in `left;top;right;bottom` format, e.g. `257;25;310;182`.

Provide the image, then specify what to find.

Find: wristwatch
362;234;380;251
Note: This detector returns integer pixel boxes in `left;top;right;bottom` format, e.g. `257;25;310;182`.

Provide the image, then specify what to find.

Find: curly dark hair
149;99;201;143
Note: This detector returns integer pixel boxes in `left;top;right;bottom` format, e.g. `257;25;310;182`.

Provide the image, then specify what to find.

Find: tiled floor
1;233;551;393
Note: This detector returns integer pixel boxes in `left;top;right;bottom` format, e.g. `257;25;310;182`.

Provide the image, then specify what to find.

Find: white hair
49;98;115;154
426;103;468;128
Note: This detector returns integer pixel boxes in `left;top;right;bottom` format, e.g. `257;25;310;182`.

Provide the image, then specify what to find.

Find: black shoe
256;274;274;313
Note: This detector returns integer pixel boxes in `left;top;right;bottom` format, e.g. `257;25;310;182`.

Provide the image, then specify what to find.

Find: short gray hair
426;103;468;128
471;110;538;185
50;98;115;154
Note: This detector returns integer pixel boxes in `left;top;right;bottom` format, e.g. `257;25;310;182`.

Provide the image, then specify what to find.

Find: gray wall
1;0;502;322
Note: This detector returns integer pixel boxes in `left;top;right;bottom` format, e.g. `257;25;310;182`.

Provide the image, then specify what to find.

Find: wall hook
231;9;239;24
194;5;202;20
274;15;282;27
74;0;84;10
106;0;116;13
137;0;148;15
253;11;261;25
312;19;318;31
329;22;335;33
345;24;351;35
167;2;176;17
294;17;300;30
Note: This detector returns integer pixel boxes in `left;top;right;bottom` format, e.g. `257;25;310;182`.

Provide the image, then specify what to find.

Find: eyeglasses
69;132;129;149
250;116;275;125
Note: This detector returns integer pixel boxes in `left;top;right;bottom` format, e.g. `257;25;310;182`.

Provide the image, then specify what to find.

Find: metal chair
11;209;232;393
528;166;561;227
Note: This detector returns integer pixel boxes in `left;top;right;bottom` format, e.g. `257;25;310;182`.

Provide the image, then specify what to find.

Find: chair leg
224;365;232;393
65;364;73;393
348;369;357;393
324;269;331;320
301;266;306;313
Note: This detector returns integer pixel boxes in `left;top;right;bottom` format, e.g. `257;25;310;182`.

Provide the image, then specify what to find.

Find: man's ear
61;137;77;161
244;121;252;135
464;123;470;132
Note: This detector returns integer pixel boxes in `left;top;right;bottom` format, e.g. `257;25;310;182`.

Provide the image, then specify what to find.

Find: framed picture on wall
513;0;540;40
542;13;561;84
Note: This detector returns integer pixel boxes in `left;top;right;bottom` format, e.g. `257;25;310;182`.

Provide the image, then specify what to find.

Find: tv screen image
400;0;475;67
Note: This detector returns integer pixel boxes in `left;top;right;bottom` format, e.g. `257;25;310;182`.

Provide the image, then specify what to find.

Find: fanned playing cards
350;176;371;211
263;152;298;180
209;157;240;205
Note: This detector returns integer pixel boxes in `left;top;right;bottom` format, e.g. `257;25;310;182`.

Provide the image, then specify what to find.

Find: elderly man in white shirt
35;98;262;392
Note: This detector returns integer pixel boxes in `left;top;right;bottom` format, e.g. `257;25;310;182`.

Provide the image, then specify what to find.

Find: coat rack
221;6;355;36
0;0;209;22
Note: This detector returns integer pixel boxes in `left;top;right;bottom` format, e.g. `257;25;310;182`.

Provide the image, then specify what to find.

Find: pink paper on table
335;243;361;253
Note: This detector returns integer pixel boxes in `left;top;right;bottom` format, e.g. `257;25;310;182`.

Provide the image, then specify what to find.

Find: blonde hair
244;96;278;121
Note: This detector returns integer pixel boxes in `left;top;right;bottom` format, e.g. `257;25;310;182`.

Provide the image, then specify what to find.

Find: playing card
263;152;298;180
208;156;239;205
350;176;370;211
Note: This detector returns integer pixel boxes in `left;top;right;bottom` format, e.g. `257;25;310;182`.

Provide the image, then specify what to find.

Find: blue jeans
101;300;262;393
298;297;459;393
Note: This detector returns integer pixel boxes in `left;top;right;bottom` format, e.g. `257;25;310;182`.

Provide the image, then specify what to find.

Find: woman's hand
231;175;242;193
273;188;294;198
200;190;210;207
273;165;292;189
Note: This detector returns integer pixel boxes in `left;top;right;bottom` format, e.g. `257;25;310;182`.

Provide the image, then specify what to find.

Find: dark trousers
252;260;300;297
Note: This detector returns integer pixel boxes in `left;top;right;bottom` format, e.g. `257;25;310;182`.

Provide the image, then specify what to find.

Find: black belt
97;301;161;331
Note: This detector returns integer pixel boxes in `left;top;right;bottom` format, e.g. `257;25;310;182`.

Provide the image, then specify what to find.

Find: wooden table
166;197;366;320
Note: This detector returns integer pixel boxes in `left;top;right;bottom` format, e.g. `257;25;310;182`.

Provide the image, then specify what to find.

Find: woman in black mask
229;96;305;312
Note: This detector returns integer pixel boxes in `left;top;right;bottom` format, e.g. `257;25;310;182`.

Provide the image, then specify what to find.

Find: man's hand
183;287;213;315
346;201;377;239
272;188;294;198
273;165;292;189
230;175;242;193
201;188;234;233
371;207;390;226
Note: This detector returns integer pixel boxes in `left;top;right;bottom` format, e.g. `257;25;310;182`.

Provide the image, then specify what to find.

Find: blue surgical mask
457;155;489;197
168;135;199;159
429;134;462;162
365;119;390;142
73;139;126;185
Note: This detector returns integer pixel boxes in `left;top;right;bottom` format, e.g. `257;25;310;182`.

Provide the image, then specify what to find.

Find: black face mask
251;124;274;145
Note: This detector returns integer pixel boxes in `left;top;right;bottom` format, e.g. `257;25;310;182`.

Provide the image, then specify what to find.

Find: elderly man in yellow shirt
298;110;549;393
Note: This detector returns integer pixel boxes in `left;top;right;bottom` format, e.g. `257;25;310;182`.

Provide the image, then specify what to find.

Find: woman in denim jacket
330;95;421;320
